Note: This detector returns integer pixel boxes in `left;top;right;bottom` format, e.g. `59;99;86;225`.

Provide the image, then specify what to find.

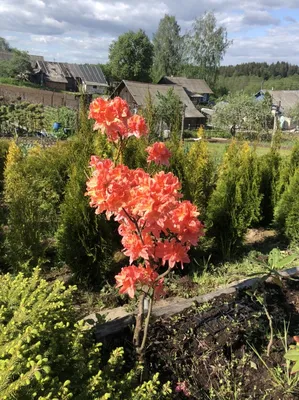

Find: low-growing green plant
0;268;172;399
285;337;299;375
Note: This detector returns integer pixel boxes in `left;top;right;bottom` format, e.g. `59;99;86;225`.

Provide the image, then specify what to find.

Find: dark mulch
146;278;299;399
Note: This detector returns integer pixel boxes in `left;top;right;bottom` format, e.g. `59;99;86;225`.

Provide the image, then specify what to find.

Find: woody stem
133;292;146;348
138;291;154;356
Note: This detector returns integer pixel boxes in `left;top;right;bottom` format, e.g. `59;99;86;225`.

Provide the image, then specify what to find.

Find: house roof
0;51;12;61
116;80;204;119
267;90;299;112
159;76;213;95
34;61;107;86
0;51;44;64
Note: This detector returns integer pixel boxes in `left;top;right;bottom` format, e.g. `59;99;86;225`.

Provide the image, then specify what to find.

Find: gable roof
115;80;204;119
34;61;108;86
159;76;213;96
0;51;44;65
0;51;12;61
267;90;299;112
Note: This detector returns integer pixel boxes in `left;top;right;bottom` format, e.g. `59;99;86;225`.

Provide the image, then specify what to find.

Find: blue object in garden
53;122;61;131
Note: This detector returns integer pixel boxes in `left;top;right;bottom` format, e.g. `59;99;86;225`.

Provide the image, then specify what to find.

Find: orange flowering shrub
87;97;204;356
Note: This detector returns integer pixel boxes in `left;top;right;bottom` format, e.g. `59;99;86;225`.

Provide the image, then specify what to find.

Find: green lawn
206;141;292;163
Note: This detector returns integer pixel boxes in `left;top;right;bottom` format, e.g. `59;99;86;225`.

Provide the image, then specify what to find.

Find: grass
207;142;293;164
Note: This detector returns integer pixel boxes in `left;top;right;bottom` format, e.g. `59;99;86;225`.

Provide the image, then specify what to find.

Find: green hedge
4;141;72;272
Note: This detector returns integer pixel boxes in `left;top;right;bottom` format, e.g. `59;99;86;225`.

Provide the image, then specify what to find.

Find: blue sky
0;0;299;66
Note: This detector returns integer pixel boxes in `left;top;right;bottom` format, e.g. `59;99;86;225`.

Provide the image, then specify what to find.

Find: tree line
100;12;232;88
219;61;299;79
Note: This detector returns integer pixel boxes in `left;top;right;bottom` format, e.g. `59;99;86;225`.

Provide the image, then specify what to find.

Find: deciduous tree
109;30;153;82
152;15;182;82
184;11;232;86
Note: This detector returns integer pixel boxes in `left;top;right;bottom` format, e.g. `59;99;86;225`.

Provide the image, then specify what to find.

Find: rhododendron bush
86;97;204;357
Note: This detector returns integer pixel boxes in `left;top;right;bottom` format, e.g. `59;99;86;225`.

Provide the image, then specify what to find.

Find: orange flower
115;263;165;298
89;97;148;143
155;239;190;269
146;142;171;166
127;114;148;138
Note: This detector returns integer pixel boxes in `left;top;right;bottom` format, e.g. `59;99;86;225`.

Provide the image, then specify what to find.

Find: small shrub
0;268;171;399
206;141;262;258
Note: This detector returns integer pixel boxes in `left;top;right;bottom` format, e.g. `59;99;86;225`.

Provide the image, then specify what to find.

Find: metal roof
118;80;204;119
160;76;213;95
35;61;107;85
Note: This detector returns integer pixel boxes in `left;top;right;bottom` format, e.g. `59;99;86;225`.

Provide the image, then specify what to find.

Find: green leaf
34;370;42;381
291;360;299;374
276;254;297;269
284;350;299;361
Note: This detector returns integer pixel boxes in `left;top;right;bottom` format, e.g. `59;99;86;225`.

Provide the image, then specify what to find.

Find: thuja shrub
56;108;120;284
206;141;262;259
4;141;71;272
258;149;281;226
275;140;299;203
274;167;299;242
183;139;216;219
0;269;172;399
0;139;10;192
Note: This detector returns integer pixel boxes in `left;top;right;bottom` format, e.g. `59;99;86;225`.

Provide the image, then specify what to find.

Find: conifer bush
183;139;216;219
274;167;299;242
259;149;281;226
4;141;71;271
275;140;299;204
206;141;262;258
56;107;120;284
0;269;171;399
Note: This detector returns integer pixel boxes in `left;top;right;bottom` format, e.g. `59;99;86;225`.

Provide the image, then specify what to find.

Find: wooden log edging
92;266;299;341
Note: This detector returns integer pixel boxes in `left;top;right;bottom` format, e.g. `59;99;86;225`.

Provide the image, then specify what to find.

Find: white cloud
0;0;299;64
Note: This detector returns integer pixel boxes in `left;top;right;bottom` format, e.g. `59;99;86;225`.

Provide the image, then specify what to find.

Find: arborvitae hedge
4;141;71;272
206;141;262;259
0;269;172;399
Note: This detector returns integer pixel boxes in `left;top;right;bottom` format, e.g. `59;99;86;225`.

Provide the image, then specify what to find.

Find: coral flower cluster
89;96;148;142
87;96;204;299
86;157;204;298
146;142;171;166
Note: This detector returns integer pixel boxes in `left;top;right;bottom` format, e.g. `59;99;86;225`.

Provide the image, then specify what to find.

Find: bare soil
147;278;299;399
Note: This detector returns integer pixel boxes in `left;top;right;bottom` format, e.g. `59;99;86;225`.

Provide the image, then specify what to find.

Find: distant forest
219;62;299;78
217;62;299;95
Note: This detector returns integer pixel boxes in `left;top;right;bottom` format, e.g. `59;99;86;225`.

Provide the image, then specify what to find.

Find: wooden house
111;80;205;130
32;61;108;93
158;76;213;105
